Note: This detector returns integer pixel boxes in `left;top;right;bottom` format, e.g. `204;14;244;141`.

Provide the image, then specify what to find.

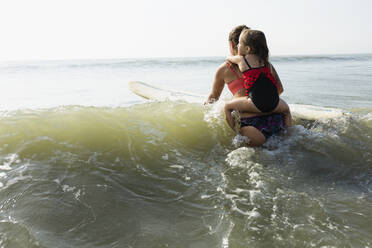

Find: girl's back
242;55;279;112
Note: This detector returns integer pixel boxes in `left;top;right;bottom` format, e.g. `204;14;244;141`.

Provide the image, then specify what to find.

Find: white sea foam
169;165;184;170
232;134;250;147
0;154;20;171
162;154;169;160
226;147;256;168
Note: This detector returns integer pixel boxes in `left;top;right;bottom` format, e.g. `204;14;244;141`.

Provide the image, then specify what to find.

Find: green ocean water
0;55;372;247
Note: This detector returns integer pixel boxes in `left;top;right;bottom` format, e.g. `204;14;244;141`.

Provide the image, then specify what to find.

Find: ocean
0;54;371;248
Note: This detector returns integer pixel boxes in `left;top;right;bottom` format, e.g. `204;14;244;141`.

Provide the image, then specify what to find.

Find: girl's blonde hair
240;29;269;65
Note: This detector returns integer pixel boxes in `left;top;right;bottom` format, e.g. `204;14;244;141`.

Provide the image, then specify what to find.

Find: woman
206;25;287;147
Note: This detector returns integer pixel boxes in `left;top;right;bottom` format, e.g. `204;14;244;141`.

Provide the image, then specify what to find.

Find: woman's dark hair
228;25;250;47
240;29;269;65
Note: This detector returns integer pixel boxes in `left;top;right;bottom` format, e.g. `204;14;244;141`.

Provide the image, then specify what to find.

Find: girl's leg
225;97;261;113
272;98;292;126
224;97;262;129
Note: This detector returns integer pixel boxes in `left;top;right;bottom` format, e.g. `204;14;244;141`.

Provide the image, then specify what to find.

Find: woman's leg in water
240;126;266;147
272;98;292;127
224;97;261;129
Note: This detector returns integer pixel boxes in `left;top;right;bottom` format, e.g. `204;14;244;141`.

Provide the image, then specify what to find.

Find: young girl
224;29;292;129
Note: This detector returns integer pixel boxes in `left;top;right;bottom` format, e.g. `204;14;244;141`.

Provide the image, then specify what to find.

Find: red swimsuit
241;56;280;112
226;62;245;95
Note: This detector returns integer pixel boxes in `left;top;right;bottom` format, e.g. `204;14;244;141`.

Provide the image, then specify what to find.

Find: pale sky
0;0;371;61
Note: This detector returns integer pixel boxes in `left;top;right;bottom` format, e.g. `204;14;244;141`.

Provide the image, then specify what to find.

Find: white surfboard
129;81;205;103
129;81;348;120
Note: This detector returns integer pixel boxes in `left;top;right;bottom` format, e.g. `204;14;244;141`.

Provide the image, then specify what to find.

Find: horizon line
1;52;372;64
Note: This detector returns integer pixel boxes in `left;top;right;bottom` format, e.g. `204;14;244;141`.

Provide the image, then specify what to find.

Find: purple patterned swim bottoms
240;113;285;139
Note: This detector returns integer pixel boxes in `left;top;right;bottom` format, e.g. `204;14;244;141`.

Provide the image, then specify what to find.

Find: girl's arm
269;62;284;95
227;55;250;72
226;55;242;64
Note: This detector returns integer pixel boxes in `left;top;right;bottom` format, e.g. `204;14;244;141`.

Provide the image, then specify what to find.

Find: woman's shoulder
218;61;240;75
214;61;230;77
219;61;230;70
214;61;242;85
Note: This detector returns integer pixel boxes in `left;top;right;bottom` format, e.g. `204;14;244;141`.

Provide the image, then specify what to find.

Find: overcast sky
0;0;371;61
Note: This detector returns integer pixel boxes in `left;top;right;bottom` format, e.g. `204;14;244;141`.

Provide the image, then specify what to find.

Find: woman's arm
269;63;284;95
205;64;226;104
